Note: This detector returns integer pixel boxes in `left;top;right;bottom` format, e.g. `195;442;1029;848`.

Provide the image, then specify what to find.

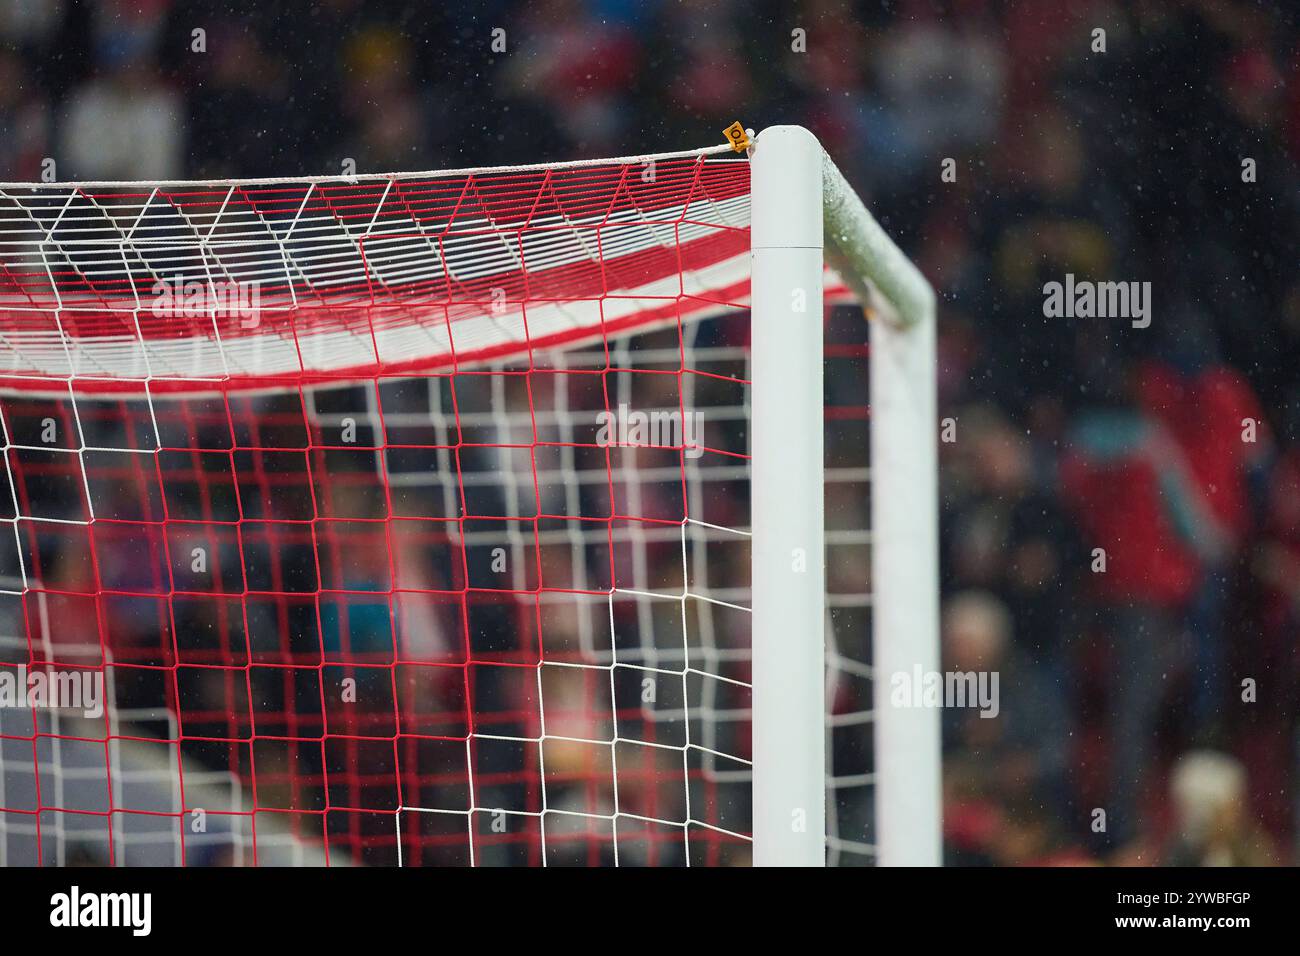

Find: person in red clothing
1135;352;1272;732
1060;360;1228;848
1059;385;1226;606
1137;362;1268;544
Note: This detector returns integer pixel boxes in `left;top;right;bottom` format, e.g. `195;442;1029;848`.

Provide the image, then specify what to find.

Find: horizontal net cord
0;144;735;190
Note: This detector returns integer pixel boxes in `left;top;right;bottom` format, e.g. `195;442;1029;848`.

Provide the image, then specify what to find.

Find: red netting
0;156;750;392
0;154;875;866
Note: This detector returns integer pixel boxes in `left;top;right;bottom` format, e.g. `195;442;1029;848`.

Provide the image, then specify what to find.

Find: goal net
0;127;937;866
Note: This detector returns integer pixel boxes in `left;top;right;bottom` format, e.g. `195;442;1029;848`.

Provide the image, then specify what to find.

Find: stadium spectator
1164;750;1276;866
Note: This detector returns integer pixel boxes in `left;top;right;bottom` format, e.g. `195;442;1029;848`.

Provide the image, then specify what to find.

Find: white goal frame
750;126;939;866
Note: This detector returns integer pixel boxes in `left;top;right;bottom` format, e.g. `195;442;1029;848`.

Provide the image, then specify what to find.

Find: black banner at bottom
0;863;1285;942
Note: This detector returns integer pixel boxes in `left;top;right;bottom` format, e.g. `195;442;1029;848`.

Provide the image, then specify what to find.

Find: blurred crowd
2;0;1298;865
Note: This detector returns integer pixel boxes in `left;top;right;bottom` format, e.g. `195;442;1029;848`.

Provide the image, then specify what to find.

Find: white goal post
751;126;939;866
0;125;938;867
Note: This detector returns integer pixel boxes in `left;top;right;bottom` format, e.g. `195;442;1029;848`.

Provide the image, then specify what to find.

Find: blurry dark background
2;0;1298;865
